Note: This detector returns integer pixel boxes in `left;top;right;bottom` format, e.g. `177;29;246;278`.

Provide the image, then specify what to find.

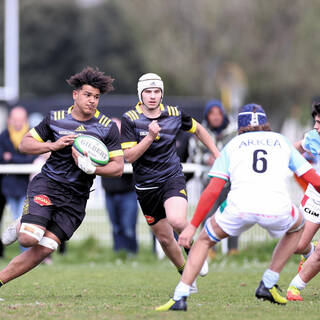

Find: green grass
0;239;320;320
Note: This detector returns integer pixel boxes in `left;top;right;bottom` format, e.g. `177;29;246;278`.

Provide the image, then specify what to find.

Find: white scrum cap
137;73;164;104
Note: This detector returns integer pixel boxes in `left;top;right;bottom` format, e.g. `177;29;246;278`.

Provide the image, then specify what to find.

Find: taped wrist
77;155;96;174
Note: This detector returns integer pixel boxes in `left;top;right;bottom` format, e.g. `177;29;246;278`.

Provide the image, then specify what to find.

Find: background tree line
1;0;320;125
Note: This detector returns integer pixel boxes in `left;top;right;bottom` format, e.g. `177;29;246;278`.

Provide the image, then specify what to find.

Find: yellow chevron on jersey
53;110;65;121
125;110;140;121
167;106;179;117
179;189;187;196
75;125;86;132
98;114;112;127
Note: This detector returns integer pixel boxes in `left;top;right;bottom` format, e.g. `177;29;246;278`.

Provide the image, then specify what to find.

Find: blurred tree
19;0;82;97
78;1;144;94
1;0;320;128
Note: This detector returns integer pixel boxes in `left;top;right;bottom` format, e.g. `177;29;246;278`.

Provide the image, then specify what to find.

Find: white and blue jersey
301;129;320;199
208;131;312;216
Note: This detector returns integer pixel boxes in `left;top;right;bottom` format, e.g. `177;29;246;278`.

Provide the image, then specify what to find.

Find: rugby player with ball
0;67;123;289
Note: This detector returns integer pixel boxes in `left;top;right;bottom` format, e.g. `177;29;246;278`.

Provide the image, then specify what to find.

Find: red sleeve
301;168;320;193
191;177;226;228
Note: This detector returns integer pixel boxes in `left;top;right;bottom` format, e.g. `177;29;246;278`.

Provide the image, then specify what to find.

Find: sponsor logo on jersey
304;207;320;217
145;215;155;224
59;130;75;135
139;131;160;140
34;195;53;206
75;125;86;132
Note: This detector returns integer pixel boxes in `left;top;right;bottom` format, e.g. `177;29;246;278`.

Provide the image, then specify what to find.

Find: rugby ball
73;135;109;166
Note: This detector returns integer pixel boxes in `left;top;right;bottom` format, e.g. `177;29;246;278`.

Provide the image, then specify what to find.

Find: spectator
0;175;6;257
188;99;237;257
101;118;138;256
0;106;36;252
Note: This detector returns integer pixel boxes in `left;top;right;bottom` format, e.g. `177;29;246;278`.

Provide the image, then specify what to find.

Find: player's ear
72;89;79;100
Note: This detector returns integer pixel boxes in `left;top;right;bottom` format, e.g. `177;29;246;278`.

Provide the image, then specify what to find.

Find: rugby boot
255;281;287;305
286;286;303;301
155;296;187;311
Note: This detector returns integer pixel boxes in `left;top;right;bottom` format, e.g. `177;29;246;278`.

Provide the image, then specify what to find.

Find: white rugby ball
73;135;109;166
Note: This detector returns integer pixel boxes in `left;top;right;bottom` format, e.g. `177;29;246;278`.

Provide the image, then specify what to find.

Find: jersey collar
68;105;100;118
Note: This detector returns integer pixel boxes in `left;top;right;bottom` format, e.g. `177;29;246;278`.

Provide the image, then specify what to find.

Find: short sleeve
120;116;138;149
208;147;230;181
288;142;313;176
104;122;123;158
29;113;54;142
180;110;197;133
301;130;320;157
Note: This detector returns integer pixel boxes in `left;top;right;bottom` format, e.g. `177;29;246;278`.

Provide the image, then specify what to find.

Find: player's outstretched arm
294;140;305;154
19;132;77;155
193;121;220;160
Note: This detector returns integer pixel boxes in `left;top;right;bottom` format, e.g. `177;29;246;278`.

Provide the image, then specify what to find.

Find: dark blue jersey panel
121;103;195;188
32;106;121;194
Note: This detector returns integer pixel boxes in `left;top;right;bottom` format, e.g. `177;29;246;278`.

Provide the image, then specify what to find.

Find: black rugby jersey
121;102;196;188
30;105;123;195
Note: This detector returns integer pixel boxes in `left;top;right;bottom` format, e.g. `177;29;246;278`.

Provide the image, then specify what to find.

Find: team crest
145;215;155;224
34;195;53;206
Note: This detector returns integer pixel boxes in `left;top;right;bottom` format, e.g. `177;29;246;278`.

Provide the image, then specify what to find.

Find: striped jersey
121;102;196;188
301;129;320;198
209;131;312;215
30;105;123;195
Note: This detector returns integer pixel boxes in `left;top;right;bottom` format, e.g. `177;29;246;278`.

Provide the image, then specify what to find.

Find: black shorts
21;173;88;241
136;175;187;226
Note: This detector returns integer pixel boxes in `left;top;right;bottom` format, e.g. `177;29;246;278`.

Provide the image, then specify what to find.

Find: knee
313;246;320;261
294;243;307;254
167;217;187;233
18;233;39;247
156;234;173;248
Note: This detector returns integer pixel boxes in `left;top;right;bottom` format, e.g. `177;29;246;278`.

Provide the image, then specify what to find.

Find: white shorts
300;194;320;224
214;205;299;239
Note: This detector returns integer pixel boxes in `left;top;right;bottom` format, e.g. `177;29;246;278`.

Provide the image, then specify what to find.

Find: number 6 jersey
209;131;312;215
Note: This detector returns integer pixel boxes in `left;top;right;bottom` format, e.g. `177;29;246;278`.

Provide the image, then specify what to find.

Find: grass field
0;239;320;320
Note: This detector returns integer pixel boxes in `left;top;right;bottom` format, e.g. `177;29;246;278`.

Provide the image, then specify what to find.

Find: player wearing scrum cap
156;103;320;311
121;73;220;290
0;67;123;289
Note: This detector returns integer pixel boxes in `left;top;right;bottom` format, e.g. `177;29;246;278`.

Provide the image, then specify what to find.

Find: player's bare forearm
95;156;124;177
19;134;54;155
294;140;305;154
194;122;220;159
19;133;76;155
123;135;154;163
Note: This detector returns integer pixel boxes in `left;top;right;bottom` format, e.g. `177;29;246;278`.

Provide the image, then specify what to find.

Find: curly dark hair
66;67;114;94
311;101;320;119
238;123;272;135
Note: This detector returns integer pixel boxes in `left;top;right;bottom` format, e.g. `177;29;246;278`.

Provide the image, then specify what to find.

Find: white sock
173;281;190;301
289;274;306;291
303;242;315;259
262;269;279;288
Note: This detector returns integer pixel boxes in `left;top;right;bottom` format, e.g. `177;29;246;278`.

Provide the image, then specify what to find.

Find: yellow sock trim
177;261;186;273
0;279;4;286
